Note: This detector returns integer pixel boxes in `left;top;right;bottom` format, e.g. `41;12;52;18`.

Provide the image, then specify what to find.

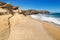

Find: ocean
30;13;60;25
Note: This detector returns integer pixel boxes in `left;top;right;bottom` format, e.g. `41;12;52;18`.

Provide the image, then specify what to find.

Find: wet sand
39;20;60;40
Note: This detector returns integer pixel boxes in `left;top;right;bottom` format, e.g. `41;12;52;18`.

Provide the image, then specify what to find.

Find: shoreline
29;16;60;40
30;15;60;28
40;21;60;29
30;14;60;27
36;19;60;40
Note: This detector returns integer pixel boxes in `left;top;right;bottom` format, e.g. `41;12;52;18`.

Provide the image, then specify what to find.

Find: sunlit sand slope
8;14;53;40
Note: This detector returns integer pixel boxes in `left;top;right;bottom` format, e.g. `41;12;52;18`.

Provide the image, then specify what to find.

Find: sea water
30;13;60;25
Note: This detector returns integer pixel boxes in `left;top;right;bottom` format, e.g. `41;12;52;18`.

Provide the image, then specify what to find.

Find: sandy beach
39;20;60;40
0;1;60;40
0;14;60;40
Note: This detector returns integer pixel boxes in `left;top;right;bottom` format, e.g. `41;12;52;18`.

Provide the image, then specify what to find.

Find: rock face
0;2;6;6
25;10;38;15
0;2;19;15
20;10;50;16
12;6;18;10
38;10;50;14
0;2;18;10
0;2;50;16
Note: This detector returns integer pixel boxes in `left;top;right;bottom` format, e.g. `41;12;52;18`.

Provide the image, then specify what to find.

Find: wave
30;14;60;25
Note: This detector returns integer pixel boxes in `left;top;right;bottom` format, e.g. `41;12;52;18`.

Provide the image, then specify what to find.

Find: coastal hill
0;2;50;15
0;2;19;15
0;2;60;40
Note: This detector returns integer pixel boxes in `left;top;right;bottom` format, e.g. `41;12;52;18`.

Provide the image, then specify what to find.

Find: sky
0;0;60;12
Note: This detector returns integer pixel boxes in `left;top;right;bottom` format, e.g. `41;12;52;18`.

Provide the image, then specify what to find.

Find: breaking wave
30;14;60;25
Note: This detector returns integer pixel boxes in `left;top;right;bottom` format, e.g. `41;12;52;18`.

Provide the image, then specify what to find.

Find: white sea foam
30;14;60;25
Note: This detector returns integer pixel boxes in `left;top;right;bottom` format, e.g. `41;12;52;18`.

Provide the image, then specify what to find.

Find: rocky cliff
20;10;50;16
0;2;50;16
0;2;19;15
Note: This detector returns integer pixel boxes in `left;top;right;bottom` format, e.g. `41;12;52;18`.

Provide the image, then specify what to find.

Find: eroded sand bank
0;15;11;40
8;14;53;40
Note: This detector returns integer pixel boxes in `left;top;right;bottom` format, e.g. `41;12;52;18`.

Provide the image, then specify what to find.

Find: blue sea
30;13;60;25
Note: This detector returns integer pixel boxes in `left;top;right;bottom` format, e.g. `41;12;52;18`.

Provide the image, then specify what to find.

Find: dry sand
39;20;60;40
0;15;11;40
0;14;60;40
8;14;53;40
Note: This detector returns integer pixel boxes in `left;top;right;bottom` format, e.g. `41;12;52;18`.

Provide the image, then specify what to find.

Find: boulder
12;6;18;10
19;10;26;16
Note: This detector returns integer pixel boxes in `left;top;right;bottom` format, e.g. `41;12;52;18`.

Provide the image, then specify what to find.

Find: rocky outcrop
0;2;6;6
38;10;50;14
0;2;18;10
0;2;50;16
12;6;18;10
0;2;19;15
20;10;50;16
